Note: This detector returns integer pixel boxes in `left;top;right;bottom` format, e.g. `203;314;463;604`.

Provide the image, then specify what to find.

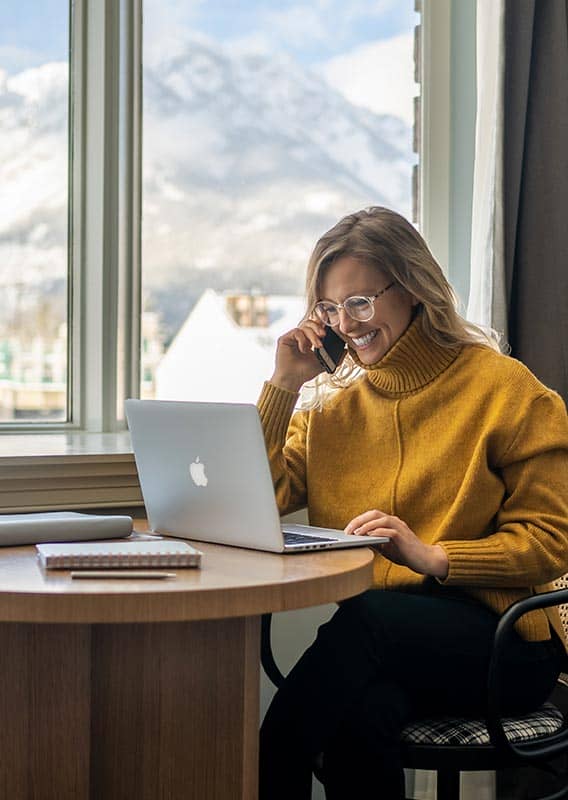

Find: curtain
504;0;568;401
468;0;505;334
469;0;568;403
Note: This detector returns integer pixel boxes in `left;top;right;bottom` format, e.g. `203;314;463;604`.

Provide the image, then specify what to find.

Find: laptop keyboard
283;531;338;545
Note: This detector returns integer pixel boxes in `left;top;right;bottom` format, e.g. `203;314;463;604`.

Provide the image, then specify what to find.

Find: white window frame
75;0;142;434
420;0;476;308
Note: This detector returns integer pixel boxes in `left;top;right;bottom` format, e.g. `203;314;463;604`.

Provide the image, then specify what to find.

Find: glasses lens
314;302;337;325
344;296;374;321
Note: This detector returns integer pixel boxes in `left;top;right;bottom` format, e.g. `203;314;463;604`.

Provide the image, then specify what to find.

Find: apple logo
189;457;208;487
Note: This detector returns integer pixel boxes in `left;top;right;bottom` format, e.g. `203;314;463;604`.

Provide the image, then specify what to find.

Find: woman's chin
358;350;382;365
354;345;381;365
348;329;395;364
356;335;390;365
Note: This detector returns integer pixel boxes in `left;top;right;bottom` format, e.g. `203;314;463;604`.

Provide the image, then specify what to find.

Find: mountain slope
1;36;415;317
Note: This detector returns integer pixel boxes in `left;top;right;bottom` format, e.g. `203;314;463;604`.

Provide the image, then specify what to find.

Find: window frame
419;0;476;307
72;0;142;434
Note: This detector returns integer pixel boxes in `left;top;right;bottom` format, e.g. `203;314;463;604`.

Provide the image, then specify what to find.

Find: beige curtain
468;0;505;336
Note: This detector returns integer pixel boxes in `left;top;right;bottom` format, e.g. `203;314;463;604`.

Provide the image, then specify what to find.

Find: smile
351;330;378;348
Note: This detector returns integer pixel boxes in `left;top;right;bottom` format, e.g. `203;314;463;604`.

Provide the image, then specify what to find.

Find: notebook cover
36;539;202;569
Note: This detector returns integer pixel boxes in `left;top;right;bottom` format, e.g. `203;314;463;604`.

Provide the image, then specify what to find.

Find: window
0;0;476;444
0;0;70;423
141;0;419;405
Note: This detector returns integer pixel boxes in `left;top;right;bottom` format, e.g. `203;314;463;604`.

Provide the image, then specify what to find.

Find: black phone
314;327;347;373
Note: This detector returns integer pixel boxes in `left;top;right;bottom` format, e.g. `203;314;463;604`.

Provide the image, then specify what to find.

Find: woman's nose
337;308;358;335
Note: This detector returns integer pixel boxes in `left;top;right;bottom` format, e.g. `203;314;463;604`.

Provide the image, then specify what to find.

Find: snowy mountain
0;36;414;333
143;38;414;293
0;63;69;290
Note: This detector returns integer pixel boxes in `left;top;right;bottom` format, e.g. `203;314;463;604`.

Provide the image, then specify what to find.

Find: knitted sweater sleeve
440;391;568;587
257;381;309;516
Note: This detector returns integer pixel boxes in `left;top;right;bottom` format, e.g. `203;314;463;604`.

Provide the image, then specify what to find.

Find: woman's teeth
352;330;377;348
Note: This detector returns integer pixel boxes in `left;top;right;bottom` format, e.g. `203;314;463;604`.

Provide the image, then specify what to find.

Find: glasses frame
313;282;396;326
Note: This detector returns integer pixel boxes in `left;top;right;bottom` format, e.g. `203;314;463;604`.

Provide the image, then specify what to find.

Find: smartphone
314;327;347;373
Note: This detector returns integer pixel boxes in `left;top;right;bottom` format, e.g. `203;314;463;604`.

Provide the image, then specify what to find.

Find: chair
261;577;568;800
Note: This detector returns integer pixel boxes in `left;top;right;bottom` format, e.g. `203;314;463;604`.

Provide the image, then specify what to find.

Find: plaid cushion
402;702;565;746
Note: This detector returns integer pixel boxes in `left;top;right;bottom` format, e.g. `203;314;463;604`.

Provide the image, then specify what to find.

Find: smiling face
319;255;417;365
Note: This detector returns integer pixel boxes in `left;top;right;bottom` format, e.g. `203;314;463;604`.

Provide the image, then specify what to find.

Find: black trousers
259;586;563;800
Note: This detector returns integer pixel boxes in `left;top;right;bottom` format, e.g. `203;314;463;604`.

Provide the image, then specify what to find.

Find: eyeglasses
313;282;395;326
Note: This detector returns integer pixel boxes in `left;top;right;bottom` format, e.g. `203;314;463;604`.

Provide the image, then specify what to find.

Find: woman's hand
270;319;328;393
344;510;449;579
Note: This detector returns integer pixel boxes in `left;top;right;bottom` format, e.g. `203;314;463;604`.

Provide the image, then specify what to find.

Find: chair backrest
554;573;568;640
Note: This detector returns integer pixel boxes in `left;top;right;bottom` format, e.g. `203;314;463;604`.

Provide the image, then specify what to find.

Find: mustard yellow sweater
258;317;568;644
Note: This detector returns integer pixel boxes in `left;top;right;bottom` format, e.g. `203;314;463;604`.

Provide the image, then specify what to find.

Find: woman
257;207;568;799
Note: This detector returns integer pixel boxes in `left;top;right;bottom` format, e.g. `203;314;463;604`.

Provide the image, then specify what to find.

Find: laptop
125;399;386;553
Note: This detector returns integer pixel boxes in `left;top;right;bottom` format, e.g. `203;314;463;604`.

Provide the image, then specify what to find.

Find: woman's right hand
270;319;328;393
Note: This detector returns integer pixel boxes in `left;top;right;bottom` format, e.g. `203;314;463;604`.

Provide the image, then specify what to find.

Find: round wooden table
0;525;374;800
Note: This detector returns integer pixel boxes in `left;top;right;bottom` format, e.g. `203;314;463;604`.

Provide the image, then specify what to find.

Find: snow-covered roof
156;289;305;403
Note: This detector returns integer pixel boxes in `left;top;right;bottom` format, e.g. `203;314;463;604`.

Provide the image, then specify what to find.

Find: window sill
0;432;143;513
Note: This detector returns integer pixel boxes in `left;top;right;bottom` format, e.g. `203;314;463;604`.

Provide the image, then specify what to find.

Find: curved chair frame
261;586;568;800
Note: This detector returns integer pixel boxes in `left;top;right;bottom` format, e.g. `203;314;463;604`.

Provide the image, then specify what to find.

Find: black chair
261;580;568;800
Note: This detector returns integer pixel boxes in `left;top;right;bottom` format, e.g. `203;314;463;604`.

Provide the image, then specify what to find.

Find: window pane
142;0;418;403
0;0;70;422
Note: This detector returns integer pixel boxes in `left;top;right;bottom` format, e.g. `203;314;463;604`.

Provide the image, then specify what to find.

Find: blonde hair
301;206;503;409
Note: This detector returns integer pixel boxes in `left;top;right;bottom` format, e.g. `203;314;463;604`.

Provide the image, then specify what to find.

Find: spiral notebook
36;540;202;570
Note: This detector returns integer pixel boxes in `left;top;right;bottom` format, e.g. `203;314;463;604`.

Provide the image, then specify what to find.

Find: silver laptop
125;399;385;553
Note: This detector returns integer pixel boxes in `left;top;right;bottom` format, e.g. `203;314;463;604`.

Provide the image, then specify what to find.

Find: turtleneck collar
350;312;462;395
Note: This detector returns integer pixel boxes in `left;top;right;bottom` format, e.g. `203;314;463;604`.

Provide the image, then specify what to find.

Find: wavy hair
301;206;503;409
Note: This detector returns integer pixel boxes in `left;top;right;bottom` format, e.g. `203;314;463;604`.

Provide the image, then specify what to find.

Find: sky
143;0;416;65
0;0;69;73
1;0;418;121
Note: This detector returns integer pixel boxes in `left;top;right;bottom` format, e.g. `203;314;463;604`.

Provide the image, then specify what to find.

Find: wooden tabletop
0;521;375;624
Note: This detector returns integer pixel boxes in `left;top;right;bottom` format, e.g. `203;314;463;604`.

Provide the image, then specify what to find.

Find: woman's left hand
344;510;449;579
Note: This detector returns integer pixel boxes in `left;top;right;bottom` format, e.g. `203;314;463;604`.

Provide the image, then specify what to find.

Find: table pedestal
0;617;260;800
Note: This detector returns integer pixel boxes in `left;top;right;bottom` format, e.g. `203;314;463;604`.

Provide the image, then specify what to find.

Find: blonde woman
258;207;568;800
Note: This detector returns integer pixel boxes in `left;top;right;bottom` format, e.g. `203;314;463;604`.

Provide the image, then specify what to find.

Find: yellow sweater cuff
438;539;506;585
